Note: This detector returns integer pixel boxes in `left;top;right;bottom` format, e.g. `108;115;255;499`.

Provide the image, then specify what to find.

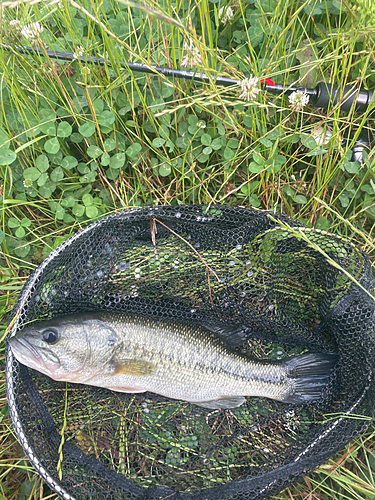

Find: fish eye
42;329;59;344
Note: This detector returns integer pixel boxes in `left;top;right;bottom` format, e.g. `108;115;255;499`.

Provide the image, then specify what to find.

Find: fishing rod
1;43;373;164
1;43;374;113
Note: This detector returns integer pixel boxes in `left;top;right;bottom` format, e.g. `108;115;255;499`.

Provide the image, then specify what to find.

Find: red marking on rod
260;78;275;86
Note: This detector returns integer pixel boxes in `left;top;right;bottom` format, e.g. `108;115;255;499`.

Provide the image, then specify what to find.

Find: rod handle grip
313;82;374;112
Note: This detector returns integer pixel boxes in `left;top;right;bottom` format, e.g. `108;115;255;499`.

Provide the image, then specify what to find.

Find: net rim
5;205;375;500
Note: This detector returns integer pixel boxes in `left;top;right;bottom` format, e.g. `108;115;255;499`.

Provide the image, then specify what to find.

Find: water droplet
190;308;196;313
97;270;104;278
117;261;130;271
247;271;253;278
175;212;181;218
104;242;112;254
228;260;235;267
196;216;202;222
236;244;242;250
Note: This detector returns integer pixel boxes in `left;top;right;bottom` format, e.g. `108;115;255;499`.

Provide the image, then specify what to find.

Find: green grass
0;0;374;498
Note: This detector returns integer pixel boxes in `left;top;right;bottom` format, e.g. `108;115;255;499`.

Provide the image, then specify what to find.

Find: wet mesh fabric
5;205;375;500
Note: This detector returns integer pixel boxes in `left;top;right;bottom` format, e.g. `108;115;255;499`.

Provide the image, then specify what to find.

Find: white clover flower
21;22;44;40
98;51;109;60
219;6;234;25
23;179;33;188
311;125;332;146
9;20;21;26
288;91;309;111
239;76;260;101
73;46;84;59
197;121;206;129
181;39;202;68
47;0;65;9
80;65;91;77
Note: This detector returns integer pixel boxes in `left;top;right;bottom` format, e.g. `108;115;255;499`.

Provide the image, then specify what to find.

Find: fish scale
100;313;285;401
9;311;338;409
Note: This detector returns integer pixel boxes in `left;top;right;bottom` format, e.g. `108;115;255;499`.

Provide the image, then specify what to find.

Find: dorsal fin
199;320;249;347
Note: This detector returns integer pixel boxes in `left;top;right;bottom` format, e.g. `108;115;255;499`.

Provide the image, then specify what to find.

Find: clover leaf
79;122;96;137
44;137;60;154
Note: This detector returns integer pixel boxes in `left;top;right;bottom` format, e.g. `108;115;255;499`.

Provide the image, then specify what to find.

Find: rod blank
1;43;373;112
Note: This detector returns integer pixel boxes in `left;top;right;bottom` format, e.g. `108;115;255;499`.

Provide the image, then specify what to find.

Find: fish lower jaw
10;349;54;378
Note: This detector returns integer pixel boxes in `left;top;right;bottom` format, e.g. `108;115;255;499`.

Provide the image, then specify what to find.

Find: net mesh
5;205;375;500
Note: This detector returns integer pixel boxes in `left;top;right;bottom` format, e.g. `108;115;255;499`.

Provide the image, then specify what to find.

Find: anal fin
195;396;245;410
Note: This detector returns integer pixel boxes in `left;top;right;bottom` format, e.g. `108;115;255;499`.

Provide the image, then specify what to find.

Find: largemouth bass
9;312;338;409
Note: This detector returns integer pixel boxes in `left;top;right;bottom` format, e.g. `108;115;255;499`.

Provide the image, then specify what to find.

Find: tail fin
282;353;339;404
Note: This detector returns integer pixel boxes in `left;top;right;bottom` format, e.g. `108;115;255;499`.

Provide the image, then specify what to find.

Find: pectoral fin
112;359;156;377
195;396;245;409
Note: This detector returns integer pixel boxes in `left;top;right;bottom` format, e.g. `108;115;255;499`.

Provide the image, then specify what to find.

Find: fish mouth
9;335;59;376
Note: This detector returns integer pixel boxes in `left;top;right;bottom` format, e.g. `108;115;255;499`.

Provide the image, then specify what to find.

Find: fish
8;312;338;409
